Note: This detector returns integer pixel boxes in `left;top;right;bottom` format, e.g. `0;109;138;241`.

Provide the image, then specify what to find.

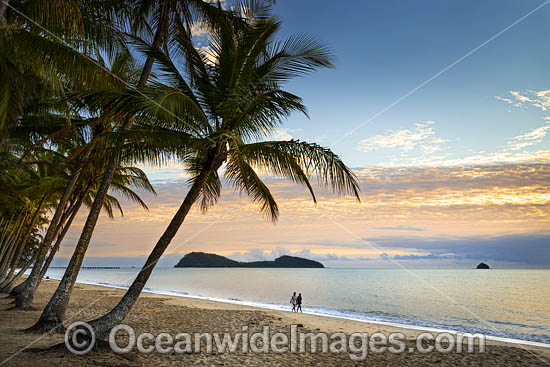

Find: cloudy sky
55;0;550;268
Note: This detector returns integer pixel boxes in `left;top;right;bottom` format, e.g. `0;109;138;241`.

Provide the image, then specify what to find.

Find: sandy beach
0;278;549;366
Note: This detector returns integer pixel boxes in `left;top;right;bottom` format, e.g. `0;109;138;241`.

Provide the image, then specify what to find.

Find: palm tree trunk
0;213;19;268
36;194;81;277
27;159;119;330
2;246;40;293
0;210;20;260
39;188;86;281
0;219;25;282
0;0;9;21
0;216;5;255
0;211;28;278
0;217;6;246
8;271;29;296
27;1;170;331
0;211;16;248
1;196;46;285
14;168;83;309
0;214;28;288
89;154;219;340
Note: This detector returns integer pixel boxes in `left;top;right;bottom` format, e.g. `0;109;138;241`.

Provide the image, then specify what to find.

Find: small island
476;262;490;269
175;252;324;268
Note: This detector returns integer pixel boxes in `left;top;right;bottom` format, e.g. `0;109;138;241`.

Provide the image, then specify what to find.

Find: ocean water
43;267;550;344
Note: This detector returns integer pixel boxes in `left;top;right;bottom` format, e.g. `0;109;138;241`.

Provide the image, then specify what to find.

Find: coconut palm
25;0;250;330
0;178;48;286
0;0;128;139
0;151;64;287
75;1;361;340
2;129;159;281
1;0;134;307
10;102;164;306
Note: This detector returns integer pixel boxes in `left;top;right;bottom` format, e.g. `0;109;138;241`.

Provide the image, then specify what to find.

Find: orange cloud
57;162;549;266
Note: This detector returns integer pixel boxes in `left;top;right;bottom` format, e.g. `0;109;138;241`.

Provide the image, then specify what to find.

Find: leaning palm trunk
39;190;86;281
0;213;21;271
8;272;29;296
26;156;118;330
1;245;40;292
36;191;84;279
28;4;169;331
0;0;8;21
38;229;67;281
89;158;218;340
0;211;21;261
0;214;27;281
0;212;28;279
14;168;83;309
0;196;46;285
0;211;17;248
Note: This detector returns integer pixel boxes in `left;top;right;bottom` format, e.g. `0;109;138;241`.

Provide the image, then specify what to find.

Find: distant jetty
476;262;490;269
49;266;121;269
175;252;324;268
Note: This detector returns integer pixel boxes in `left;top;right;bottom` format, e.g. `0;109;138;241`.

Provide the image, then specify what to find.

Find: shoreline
2;276;550;366
49;276;550;352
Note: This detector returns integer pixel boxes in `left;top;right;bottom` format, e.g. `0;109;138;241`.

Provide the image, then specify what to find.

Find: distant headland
174;252;324;268
476;262;490;269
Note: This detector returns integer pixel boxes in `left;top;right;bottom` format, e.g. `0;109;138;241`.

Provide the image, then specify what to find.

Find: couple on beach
290;292;302;313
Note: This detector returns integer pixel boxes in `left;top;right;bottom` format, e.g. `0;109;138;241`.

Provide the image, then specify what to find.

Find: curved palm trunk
39;191;85;281
89;163;215;340
0;211;21;261
0;218;5;240
2;246;40;293
14;168;83;309
0;228;27;285
0;196;46;285
27;3;169;331
0;215;26;279
0;231;20;280
26;156;118;330
0;214;21;271
9;271;29;296
0;211;16;248
0;227;20;268
0;212;28;279
38;232;65;282
0;0;9;22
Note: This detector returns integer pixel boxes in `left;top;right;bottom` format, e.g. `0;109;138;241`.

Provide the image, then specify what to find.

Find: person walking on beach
290;292;297;312
296;293;302;313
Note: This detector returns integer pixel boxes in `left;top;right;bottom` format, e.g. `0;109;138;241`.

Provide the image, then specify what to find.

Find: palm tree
10;95;163;304
5;148;87;299
0;150;62;282
25;0;246;330
1;0;128;138
1;0;132;307
0;178;48;287
81;2;360;340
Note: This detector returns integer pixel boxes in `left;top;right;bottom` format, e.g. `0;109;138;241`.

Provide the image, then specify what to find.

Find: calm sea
43;268;550;344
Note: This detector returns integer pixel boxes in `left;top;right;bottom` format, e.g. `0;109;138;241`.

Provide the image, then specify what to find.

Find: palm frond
225;137;279;221
240;140;361;201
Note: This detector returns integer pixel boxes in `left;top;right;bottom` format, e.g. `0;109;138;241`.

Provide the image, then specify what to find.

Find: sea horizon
47;266;550;270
